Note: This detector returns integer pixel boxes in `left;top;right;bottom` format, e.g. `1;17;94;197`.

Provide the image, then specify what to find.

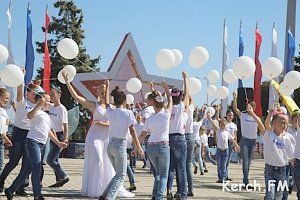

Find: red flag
43;8;51;93
254;28;262;116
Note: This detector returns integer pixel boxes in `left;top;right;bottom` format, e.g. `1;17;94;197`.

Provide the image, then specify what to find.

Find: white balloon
188;77;202;95
0;44;9;63
216;86;229;99
126;94;134;104
172;49;183;66
207;70;220;84
155;49;175;70
188;46;209;68
283;70;300;89
62;65;77;78
232;56;256;80
126;78;142;93
223;69;237;84
0;64;24;87
205;106;215;117
207;84;217;96
58;70;74;84
57;38;79;59
279;81;294;96
262;57;283;78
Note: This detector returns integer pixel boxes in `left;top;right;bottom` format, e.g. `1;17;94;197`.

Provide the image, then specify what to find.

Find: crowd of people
0;71;299;200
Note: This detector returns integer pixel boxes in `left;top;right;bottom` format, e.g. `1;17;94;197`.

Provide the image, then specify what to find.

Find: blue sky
0;0;299;108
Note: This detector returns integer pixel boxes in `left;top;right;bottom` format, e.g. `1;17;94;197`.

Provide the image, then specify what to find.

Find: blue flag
238;29;244;88
24;6;35;88
286;29;295;73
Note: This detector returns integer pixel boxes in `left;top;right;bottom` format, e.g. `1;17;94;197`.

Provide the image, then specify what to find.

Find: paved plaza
0;158;298;200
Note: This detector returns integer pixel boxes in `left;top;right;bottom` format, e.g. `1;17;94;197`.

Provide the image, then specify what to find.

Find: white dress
81;104;134;198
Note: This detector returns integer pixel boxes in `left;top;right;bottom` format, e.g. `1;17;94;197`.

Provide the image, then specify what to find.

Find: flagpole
221;19;228;117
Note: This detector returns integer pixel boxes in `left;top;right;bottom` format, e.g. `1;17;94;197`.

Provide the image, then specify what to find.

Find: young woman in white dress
62;73;134;198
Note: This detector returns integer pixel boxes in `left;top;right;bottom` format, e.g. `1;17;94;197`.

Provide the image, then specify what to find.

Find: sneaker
0;180;4;193
216;180;223;183
98;196;105;200
58;177;69;187
200;171;204;175
5;189;13;200
204;169;208;173
151;196;155;200
187;191;194;196
16;188;29;196
128;184;136;192
226;178;233;181
49;182;61;187
242;184;254;190
167;190;173;200
173;191;179;198
193;166;198;174
288;186;293;194
34;196;45;200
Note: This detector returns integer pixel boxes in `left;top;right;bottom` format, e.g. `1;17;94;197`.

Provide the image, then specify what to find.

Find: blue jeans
0;127;28;189
0;139;4;173
102;138;127;200
203;146;217;170
185;133;195;193
264;164;286;200
240;136;256;184
225;140;234;178
167;134;187;199
294;159;300;199
8;138;45;198
216;148;229;181
46;132;66;181
148;143;170;200
127;164;135;185
282;163;294;200
192;141;204;172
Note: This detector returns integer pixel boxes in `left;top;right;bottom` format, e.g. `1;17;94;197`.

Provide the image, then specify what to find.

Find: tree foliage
35;1;100;141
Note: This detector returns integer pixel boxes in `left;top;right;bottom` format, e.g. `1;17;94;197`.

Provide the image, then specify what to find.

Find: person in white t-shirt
99;83;144;200
139;82;172;200
233;92;265;188
5;92;67;200
0;81;42;195
209;116;240;183
293;111;300;199
46;85;69;187
0;88;13;173
262;110;294;199
224;109;238;181
134;113;146;168
192;113;204;175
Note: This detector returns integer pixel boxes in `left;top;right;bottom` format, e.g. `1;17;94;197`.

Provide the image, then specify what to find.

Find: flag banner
238;29;244;88
221;21;228;117
254;28;262;116
43;8;51;93
24;6;35;89
286;29;295;73
268;27;279;110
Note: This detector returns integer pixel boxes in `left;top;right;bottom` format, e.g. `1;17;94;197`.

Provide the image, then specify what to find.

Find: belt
148;141;169;145
217;148;228;152
265;163;285;170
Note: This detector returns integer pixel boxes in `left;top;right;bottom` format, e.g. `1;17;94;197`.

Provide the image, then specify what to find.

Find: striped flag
221;20;228;117
238;22;244;88
24;4;35;89
286;29;295;73
268;26;279;110
43;7;51;93
253;27;262;117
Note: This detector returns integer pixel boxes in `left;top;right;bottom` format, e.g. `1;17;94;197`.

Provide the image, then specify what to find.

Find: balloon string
244;87;248;112
8;56;23;67
271;81;276;109
75;58;108;80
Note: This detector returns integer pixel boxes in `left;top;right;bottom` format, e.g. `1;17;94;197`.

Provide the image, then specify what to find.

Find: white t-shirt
226;122;237;139
134;122;144;137
14;99;36;130
169;102;185;134
201;133;209;147
0;107;8;134
142;106;155;120
27;110;55;145
143;110;170;143
216;129;232;149
106;107;137;139
193;121;202;141
48;104;68;132
294;129;300;159
263;130;294;167
240;112;258;139
287;125;297;139
185;104;195;134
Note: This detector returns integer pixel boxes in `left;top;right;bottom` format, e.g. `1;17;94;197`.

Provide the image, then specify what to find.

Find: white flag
221;21;229;117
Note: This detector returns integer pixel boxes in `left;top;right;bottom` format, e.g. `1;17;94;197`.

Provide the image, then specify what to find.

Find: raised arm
208;115;219;132
264;109;273;133
232;92;241;117
161;82;173;113
105;79;110;107
182;72;189;108
62;71;96;112
247;104;266;135
27;97;44;119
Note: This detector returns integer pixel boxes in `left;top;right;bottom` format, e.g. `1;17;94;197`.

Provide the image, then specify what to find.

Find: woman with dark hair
167;72;189;200
99;82;144;200
139;82;172;200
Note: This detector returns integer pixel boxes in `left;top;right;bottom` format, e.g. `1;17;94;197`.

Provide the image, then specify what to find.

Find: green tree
35;1;100;141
